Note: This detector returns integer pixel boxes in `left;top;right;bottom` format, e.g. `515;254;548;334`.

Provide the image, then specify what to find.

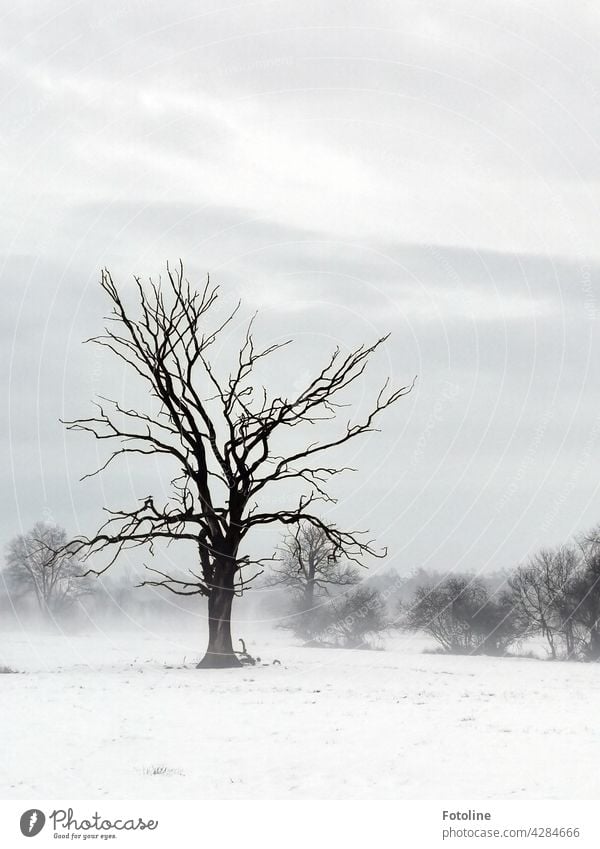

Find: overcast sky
1;0;599;584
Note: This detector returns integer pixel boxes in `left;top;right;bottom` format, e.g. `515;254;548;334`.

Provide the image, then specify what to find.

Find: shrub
404;575;523;655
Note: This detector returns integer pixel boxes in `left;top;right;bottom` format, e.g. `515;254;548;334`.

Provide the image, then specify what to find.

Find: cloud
3;0;600;261
1;0;600;574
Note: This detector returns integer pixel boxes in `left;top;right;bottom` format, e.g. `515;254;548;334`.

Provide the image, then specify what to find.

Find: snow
2;627;600;799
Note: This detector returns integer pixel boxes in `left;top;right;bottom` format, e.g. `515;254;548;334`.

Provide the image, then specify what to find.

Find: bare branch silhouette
63;262;413;667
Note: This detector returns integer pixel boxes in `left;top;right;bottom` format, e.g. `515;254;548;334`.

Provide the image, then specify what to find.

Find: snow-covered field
2;626;600;799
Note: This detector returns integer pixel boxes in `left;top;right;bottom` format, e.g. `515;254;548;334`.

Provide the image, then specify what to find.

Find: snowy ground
2;626;600;799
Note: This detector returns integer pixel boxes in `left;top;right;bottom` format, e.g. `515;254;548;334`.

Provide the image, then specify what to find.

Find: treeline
402;526;600;661
5;518;600;662
268;521;600;662
0;521;201;628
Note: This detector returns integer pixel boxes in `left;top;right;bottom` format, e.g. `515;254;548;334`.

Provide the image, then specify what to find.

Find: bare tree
63;263;413;668
266;521;363;642
508;547;578;658
4;522;93;617
568;527;600;660
267;521;360;613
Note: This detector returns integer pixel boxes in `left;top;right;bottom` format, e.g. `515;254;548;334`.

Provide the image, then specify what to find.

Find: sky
1;0;599;585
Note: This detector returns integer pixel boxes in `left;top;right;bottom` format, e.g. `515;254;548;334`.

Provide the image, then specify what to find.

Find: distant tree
267;522;360;613
508;547;578;658
4;523;93;617
266;522;381;644
472;589;525;656
404;574;522;655
568;528;600;660
63;264;413;667
318;585;387;648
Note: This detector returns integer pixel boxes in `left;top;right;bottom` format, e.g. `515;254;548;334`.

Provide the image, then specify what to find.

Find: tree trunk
304;581;315;612
543;624;556;659
589;626;600;661
197;567;241;669
303;558;316;613
564;623;575;659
